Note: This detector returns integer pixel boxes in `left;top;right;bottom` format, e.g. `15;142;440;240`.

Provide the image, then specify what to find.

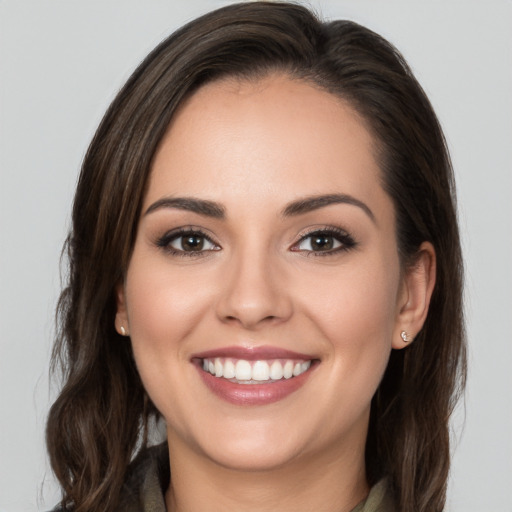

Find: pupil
312;235;333;251
182;235;204;251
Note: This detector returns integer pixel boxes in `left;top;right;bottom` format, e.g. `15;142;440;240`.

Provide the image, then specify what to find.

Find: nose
215;247;293;330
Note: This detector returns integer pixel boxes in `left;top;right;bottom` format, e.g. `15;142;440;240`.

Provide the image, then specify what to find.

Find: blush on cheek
126;264;210;342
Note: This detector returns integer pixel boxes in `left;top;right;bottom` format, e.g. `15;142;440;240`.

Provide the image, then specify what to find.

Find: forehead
146;74;387;218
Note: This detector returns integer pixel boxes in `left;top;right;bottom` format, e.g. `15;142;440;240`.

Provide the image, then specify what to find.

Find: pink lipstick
192;345;318;405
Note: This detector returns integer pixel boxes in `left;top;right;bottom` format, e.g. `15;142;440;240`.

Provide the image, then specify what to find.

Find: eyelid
154;224;356;258
290;226;357;255
155;226;221;257
169;234;217;251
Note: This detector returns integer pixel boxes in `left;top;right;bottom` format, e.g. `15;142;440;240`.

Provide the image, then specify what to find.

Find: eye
297;233;341;251
292;228;356;255
156;229;220;256
170;232;216;252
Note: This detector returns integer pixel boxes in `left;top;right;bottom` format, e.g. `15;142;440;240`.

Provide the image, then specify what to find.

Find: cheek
295;255;400;398
126;259;212;346
123;254;218;404
299;257;399;340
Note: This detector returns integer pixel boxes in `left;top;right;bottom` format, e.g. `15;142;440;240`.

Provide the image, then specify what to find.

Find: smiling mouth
201;357;312;383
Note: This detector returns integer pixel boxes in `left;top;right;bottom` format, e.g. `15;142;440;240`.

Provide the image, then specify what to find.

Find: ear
392;241;436;349
115;282;130;336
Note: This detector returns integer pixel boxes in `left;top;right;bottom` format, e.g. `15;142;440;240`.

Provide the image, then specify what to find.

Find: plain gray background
1;0;511;510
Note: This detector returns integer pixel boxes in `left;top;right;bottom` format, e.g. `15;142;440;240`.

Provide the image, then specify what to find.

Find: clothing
115;443;395;512
351;479;394;512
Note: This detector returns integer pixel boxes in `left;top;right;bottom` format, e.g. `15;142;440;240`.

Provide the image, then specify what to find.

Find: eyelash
155;226;357;258
292;227;357;257
156;227;219;258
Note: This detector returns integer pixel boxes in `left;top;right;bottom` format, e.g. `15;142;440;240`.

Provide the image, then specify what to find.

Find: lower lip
195;361;317;406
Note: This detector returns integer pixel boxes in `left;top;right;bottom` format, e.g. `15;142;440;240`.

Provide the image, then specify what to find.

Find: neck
164;434;369;512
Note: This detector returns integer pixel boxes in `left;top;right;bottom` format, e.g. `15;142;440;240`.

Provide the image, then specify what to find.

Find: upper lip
192;345;317;361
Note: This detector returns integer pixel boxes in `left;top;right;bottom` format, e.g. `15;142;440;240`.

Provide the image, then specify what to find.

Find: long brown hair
47;2;466;511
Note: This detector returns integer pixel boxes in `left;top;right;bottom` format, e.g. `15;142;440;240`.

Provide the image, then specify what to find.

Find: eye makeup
291;226;357;257
155;226;220;258
154;223;357;259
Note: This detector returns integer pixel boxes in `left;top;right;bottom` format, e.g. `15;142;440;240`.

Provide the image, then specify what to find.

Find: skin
116;74;435;512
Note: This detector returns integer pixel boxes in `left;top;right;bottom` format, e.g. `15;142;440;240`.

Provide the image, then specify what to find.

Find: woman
46;2;466;511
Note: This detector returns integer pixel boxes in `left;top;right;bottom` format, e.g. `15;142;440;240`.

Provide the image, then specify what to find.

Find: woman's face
117;75;411;471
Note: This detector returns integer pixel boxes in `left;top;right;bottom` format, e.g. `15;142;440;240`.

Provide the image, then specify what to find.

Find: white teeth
283;360;294;379
252;361;270;381
301;361;311;372
202;357;313;382
235;360;252;380
223;359;236;379
270;360;284;380
214;358;223;377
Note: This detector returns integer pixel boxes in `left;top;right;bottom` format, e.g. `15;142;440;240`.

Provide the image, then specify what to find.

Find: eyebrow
144;197;225;219
281;193;375;222
144;193;375;222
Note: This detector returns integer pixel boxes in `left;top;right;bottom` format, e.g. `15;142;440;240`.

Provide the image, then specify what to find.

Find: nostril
224;314;278;325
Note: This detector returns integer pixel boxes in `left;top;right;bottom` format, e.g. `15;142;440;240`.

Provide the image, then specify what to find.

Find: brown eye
293;228;356;255
310;234;334;251
180;234;206;251
296;232;341;252
156;229;219;256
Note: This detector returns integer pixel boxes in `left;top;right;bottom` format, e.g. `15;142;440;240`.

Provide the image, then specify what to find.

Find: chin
204;440;303;473
169;414;310;472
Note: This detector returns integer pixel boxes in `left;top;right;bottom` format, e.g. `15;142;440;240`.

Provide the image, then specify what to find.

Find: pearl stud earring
120;326;127;336
400;330;411;343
